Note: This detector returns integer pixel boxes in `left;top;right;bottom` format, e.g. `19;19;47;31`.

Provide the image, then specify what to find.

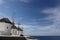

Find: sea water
31;36;60;40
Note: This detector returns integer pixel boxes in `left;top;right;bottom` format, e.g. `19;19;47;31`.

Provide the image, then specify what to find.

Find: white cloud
42;6;60;26
18;24;60;36
18;6;60;36
19;0;33;3
0;0;5;5
40;6;60;36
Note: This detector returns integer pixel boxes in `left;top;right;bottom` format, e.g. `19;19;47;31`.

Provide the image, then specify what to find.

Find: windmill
17;22;20;35
11;12;17;29
11;12;24;36
17;21;24;36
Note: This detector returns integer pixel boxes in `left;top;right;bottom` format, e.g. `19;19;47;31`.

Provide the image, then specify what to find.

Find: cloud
39;6;60;36
19;0;33;3
0;0;5;5
19;6;60;36
42;6;60;26
17;24;60;36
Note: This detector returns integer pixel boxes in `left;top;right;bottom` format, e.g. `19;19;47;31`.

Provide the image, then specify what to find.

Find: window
7;27;8;29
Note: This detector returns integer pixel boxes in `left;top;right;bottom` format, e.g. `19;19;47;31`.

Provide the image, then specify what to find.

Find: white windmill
11;12;23;36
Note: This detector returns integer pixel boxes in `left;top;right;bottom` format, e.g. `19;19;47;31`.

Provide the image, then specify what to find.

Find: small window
10;33;12;35
7;27;8;29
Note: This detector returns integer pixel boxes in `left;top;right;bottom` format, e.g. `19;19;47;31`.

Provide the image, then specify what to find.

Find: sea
31;36;60;40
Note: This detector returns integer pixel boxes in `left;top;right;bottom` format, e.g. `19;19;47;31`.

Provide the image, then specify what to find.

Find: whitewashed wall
17;31;23;36
11;29;22;36
0;22;12;35
11;29;17;35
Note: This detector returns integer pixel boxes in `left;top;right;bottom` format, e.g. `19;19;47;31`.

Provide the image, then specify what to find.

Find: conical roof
0;18;12;24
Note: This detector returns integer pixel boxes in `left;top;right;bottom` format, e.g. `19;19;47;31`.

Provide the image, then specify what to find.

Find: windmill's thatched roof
0;18;12;24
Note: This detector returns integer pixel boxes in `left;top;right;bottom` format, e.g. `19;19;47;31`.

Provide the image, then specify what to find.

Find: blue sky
0;0;60;36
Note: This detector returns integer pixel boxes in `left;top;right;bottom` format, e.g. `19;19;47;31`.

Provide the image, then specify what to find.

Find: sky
0;0;60;36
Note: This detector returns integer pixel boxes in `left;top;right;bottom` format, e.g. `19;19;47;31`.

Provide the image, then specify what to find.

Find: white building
0;18;12;35
11;24;23;36
17;27;23;36
0;18;37;40
0;18;23;36
11;25;18;35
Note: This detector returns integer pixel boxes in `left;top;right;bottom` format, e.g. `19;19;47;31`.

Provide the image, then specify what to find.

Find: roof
0;18;12;24
11;25;17;29
17;27;23;31
11;24;23;31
